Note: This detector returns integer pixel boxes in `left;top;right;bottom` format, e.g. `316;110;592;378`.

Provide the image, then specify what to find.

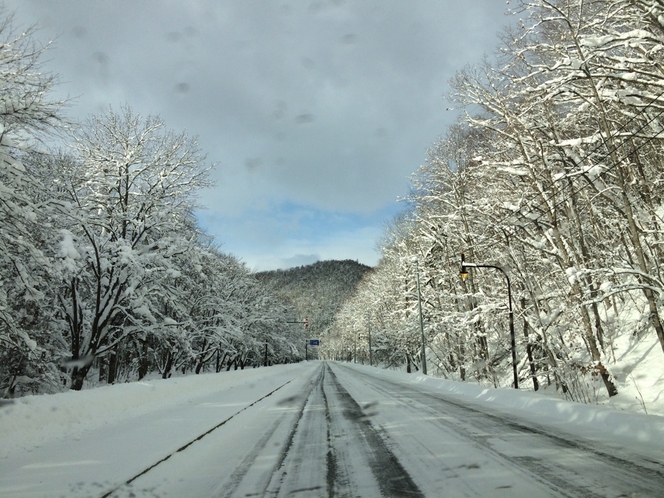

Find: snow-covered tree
0;9;64;396
44;107;211;390
335;0;664;404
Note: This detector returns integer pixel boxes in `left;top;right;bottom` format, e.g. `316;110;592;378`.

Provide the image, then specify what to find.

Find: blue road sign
309;339;320;346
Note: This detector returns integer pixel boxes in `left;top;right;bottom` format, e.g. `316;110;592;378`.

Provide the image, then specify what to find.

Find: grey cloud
4;0;511;268
294;114;315;125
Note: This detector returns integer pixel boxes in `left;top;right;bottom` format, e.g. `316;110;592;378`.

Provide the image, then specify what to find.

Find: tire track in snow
338;363;664;497
260;364;332;496
321;369;337;498
345;368;583;497
256;362;423;497
324;364;425;498
207;363;327;497
100;377;297;498
214;413;289;498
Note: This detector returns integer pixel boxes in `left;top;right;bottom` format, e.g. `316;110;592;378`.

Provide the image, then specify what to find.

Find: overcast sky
4;0;511;271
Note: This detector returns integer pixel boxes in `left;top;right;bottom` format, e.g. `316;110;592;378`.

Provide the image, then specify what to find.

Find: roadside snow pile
0;365;301;459
348;362;664;460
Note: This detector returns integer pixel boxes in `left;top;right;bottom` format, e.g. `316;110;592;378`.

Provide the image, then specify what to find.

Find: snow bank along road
2;361;664;497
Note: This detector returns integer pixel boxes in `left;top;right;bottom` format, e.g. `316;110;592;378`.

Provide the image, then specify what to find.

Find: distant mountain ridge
254;260;372;337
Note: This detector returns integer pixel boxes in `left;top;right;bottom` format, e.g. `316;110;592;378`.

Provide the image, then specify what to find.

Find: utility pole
354;333;357;363
369;322;373;366
414;259;428;375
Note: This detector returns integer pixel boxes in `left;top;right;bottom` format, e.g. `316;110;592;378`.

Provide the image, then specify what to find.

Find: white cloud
4;0;510;267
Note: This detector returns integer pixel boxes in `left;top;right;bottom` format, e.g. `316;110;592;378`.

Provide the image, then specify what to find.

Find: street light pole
368;317;373;367
354;332;357;363
460;253;518;389
414;259;428;375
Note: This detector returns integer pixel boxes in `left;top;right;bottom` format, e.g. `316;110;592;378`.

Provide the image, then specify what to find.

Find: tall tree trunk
579;299;617;397
521;298;539;391
98;355;107;383
196;339;208;374
70;366;88;391
138;339;149;380
162;351;173;379
107;346;118;384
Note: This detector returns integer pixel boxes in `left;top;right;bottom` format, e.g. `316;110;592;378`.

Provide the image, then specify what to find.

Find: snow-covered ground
594;334;664;416
506;331;664;419
1;361;663;496
435;333;664;419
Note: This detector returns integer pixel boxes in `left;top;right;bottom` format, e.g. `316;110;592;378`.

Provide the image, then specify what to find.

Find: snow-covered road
2;361;664;497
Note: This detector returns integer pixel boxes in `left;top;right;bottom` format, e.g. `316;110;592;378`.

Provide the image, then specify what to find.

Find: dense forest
321;0;664;404
256;260;372;356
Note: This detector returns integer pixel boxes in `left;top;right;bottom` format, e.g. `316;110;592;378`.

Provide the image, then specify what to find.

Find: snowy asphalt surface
2;361;663;497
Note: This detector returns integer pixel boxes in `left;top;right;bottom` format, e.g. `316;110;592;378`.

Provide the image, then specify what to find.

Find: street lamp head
460;253;469;280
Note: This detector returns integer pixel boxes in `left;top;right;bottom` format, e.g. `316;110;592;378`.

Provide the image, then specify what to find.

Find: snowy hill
255;259;372;336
